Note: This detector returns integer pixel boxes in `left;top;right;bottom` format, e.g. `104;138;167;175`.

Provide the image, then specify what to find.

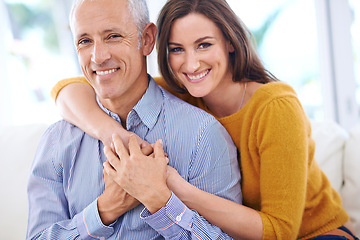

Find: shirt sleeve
141;119;242;239
26;124;115;240
50;76;89;102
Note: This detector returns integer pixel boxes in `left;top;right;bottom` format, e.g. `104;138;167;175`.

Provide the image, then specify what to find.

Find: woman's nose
184;51;200;72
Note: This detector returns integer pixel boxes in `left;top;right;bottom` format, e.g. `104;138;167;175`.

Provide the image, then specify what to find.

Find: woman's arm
55;82;147;149
166;166;263;240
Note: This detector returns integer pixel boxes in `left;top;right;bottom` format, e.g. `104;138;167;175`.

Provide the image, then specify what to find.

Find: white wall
0;0;13;125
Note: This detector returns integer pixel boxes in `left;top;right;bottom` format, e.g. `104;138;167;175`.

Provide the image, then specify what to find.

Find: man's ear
141;23;157;56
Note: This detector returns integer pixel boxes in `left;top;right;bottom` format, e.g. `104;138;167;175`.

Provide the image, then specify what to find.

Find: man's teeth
187;70;209;80
96;68;117;76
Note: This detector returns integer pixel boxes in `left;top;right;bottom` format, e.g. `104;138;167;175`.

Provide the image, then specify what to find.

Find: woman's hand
101;123;153;156
166;165;193;203
103;134;171;214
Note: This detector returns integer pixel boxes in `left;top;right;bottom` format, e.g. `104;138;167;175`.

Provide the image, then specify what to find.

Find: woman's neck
203;81;247;118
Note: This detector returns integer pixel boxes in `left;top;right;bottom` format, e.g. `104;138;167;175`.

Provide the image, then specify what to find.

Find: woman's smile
184;69;210;83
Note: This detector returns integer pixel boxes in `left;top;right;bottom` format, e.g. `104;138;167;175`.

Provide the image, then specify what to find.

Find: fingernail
158;139;163;144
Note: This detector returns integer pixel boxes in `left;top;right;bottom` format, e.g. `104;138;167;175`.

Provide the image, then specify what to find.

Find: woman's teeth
187;70;209;80
96;68;118;76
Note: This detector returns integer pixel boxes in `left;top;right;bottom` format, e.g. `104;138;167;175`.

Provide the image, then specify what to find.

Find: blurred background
0;0;359;130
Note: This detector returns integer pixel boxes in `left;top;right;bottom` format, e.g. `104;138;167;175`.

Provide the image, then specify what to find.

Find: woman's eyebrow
168;36;215;46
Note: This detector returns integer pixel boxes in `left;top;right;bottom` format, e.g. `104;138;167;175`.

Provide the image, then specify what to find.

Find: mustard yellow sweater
52;77;349;240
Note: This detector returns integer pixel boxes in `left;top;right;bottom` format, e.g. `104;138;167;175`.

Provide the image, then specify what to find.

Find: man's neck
99;78;149;127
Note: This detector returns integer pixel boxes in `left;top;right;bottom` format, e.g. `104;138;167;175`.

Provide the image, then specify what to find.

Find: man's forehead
72;0;133;36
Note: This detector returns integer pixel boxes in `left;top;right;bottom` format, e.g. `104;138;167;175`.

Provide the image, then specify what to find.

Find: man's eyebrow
76;28;123;39
76;33;88;40
103;28;121;33
168;36;215;46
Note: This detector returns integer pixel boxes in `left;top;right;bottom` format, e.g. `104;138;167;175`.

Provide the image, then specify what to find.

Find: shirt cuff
140;192;194;237
76;198;116;239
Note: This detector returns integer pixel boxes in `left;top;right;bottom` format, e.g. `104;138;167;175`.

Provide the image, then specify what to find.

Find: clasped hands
97;134;172;225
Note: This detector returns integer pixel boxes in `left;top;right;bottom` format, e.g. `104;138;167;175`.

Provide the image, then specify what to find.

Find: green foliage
251;6;283;49
6;2;60;52
250;0;295;49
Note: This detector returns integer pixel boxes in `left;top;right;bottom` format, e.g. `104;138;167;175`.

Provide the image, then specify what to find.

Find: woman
52;0;357;239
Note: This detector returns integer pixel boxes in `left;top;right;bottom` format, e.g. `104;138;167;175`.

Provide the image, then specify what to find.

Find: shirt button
176;215;181;222
100;237;105;240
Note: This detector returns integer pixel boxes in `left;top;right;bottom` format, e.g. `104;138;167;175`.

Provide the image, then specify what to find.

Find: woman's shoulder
257;81;296;95
246;81;305;119
250;81;298;104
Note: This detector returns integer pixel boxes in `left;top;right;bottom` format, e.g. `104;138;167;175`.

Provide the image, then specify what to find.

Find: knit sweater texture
52;76;349;239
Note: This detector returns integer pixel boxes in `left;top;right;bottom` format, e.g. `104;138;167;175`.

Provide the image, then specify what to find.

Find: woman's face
168;13;234;98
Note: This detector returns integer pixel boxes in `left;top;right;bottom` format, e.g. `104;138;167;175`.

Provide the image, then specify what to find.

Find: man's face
72;0;147;104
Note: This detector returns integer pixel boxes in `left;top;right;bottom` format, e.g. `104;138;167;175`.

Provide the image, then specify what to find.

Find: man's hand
97;168;140;225
101;125;154;156
103;134;171;214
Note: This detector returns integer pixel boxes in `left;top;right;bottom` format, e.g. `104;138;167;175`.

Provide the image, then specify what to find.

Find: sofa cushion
342;124;360;236
0;124;48;240
311;120;348;193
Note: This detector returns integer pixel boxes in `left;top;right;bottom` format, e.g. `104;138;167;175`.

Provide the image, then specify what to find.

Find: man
26;0;241;239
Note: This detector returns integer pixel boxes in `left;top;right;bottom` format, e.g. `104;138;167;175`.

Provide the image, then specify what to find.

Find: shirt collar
96;74;163;131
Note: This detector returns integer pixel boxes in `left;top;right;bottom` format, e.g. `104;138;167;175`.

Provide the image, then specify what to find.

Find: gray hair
69;0;150;47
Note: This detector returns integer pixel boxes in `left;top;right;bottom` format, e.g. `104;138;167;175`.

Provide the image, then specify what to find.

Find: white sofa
0;120;359;239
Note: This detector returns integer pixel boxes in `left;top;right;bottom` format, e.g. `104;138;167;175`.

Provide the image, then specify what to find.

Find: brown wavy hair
157;0;278;93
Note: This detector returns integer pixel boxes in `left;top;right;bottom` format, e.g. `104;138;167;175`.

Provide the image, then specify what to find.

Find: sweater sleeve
50;76;90;102
254;95;310;239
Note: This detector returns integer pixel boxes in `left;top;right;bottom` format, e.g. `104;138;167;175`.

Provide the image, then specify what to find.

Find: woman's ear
228;42;235;53
141;23;157;56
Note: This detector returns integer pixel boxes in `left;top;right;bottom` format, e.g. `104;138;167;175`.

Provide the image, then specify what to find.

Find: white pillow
342;124;360;236
0;124;48;240
311;120;348;193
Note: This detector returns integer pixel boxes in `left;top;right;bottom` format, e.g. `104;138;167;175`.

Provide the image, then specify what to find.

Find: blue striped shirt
27;76;242;240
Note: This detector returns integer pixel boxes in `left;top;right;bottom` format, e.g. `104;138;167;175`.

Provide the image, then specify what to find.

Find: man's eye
108;34;122;40
198;43;212;49
78;39;90;45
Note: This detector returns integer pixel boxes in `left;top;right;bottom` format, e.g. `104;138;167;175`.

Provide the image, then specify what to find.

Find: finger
112;134;130;161
128;134;143;155
141;143;154;156
153;139;165;158
104;145;121;171
103;160;117;178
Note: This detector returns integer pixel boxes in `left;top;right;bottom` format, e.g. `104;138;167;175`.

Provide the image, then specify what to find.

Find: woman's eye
169;47;183;53
198;42;212;49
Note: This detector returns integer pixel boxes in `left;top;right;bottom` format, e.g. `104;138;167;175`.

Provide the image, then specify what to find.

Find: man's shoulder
32;120;89;172
158;88;225;135
41;119;87;147
160;88;213;119
46;119;84;135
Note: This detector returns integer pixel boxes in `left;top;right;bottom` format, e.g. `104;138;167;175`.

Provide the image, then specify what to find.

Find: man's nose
91;42;111;64
184;51;200;72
